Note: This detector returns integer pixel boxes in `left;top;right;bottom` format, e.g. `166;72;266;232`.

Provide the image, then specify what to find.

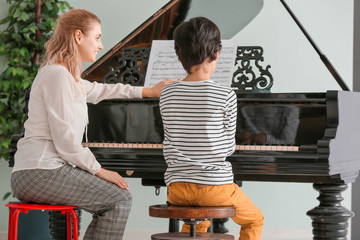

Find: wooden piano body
9;0;360;239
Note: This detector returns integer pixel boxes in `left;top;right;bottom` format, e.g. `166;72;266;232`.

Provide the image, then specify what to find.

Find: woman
11;9;171;239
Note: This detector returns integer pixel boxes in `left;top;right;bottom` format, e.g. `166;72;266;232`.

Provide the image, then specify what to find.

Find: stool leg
69;209;78;240
10;209;22;240
169;219;179;232
66;211;71;240
8;208;16;240
190;224;196;237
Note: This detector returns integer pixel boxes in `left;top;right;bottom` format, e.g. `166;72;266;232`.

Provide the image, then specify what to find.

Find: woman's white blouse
13;64;143;175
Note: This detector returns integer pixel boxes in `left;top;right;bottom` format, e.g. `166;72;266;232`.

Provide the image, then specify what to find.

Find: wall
233;0;353;93
0;0;20;233
0;0;354;238
352;0;360;238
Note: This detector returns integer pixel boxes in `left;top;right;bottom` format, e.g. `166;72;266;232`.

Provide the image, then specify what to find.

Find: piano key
82;142;299;152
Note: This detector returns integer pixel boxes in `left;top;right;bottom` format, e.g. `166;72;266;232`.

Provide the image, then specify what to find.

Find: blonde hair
41;9;100;82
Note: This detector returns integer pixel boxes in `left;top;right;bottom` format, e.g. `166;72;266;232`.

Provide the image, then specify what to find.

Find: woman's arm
84;79;174;103
142;80;174;98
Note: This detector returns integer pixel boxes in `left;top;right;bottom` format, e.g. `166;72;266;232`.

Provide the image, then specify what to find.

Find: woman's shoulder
33;64;75;91
38;64;73;81
39;64;69;75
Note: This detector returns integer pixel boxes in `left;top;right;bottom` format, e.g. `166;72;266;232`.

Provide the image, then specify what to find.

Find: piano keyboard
82;142;300;152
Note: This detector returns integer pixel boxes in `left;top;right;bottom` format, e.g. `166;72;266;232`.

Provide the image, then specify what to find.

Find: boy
159;17;264;240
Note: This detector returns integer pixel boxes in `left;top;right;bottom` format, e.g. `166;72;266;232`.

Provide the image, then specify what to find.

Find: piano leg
307;183;354;239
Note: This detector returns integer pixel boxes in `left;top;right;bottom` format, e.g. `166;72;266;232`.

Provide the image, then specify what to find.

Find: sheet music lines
144;40;237;87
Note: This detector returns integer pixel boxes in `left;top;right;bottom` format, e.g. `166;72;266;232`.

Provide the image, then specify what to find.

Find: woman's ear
74;30;82;45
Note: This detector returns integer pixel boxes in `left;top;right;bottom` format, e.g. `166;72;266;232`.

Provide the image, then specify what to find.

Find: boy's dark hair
173;17;222;74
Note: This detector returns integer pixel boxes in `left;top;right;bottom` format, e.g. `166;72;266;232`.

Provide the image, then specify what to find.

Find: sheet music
144;40;237;87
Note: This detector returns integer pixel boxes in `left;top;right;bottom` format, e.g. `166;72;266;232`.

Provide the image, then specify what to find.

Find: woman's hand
142;79;174;98
96;168;129;190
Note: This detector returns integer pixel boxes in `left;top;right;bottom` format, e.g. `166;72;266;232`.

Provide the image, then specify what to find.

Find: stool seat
6;203;78;211
149;204;236;220
6;202;79;240
149;204;236;240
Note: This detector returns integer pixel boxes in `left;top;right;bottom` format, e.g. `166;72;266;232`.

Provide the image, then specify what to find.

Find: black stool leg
184;220;202;237
190;224;196;237
169;218;179;232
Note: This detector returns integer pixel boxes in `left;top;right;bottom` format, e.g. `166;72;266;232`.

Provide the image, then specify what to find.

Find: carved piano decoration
8;0;360;239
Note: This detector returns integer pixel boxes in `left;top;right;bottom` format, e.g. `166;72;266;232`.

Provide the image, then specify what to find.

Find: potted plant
1;1;71;239
0;0;71;161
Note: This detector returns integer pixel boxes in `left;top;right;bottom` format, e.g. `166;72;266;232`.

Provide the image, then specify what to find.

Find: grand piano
9;0;360;239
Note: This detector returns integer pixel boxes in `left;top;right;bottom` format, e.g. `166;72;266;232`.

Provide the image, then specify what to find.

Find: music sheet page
144;40;237;87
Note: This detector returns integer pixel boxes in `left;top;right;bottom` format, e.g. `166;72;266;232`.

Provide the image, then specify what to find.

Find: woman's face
77;22;103;62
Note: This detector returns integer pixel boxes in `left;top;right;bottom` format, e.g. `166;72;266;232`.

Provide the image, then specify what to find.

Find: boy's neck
182;74;211;82
182;59;216;82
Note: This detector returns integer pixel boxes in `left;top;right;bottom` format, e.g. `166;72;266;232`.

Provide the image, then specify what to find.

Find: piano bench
149;204;235;239
6;203;79;240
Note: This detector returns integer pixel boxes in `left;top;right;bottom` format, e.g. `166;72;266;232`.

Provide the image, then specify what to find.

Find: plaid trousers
11;164;132;240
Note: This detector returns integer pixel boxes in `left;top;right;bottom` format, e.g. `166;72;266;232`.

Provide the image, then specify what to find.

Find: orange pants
167;182;264;240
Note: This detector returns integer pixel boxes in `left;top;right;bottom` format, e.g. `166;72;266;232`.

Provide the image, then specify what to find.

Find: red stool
6;203;79;240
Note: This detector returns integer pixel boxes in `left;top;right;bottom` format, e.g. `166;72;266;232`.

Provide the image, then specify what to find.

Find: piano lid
82;0;264;82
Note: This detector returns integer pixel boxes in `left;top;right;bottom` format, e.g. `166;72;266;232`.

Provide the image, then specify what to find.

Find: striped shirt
159;80;237;186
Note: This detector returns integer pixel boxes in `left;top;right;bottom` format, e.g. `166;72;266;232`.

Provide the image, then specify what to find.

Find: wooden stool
6;203;79;240
149;204;235;239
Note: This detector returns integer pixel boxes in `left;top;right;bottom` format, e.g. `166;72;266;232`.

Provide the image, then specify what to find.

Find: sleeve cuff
136;87;144;98
88;161;102;175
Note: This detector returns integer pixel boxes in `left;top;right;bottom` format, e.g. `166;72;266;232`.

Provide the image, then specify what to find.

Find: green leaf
13;8;21;19
45;2;53;11
20;12;29;22
22;79;31;90
29;25;37;33
19;48;27;56
2;138;10;148
3;81;9;92
0;16;11;25
19;2;27;8
5;67;13;76
2;192;11;201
